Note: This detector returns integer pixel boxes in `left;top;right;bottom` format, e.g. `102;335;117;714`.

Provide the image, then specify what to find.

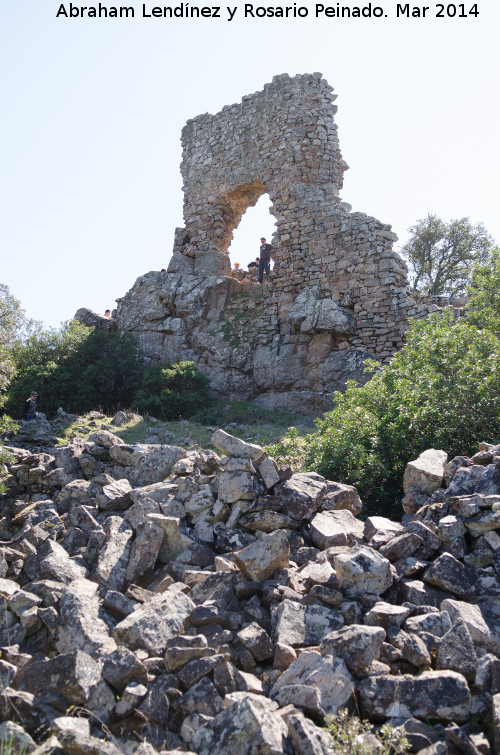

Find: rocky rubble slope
1;426;500;754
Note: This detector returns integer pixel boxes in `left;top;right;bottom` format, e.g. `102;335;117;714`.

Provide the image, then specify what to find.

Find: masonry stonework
114;73;432;414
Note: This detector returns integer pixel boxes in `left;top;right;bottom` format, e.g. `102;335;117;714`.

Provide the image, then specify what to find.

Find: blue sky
1;1;499;327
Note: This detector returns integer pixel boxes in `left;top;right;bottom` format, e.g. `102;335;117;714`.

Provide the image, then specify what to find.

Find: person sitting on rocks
104;309;111;318
248;257;259;269
258;237;273;283
22;391;38;421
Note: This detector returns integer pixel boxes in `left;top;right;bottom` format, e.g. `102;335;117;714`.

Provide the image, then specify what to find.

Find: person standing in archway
258;237;273;284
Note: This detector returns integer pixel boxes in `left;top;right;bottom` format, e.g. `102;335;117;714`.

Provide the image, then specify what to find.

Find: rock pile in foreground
1;426;500;754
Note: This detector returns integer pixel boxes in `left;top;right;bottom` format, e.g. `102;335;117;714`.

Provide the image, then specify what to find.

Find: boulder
94;516;134;592
276;473;326;520
273;599;344;647
359;671;471;723
403;449;448;494
56;578;117;657
234;530;290;582
321;480;362;515
334;545;393;596
13;650;102;705
320;625;385;671
191;695;287;755
113;588;195;654
212;430;267;464
424;553;478;599
270;649;354;717
310;509;364;549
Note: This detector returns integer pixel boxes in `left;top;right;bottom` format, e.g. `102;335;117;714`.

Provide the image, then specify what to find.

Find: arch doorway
227;193;276;273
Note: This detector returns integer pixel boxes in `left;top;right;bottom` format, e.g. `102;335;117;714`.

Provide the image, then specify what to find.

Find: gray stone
191;695;287;755
217;470;262;504
310;509;364;549
359;670;471;723
94;516;134;592
490;692;500;755
113;588;195;654
444;465;487;498
0;660;16;691
321;481;362;516
178;654;228;690
0;721;36;752
364;601;411;629
441;599;500;654
436;620;477;682
148;514;193;563
50;715;121;755
234;530;289;582
237;622;274;662
14;650;102;704
37;539;87;584
102;646;148;692
212;430;267;463
334;545;393;596
286;711;335;755
398;578;449;608
270;649;353;717
405;610;452;639
466;510;500;537
276;473;326;520
95;478;132;510
137;673;177;726
164;634;211;673
386;626;431;668
320;625;385;671
364;516;404;544
379;532;423;561
109;443;187;484
424;553;478;599
125;520;164;585
274;599;344;647
176;676;225;717
403;449;448;494
56;578;117;656
258;457;281;490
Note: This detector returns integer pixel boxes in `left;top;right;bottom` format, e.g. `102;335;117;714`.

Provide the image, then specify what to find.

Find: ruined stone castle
112;73;432;414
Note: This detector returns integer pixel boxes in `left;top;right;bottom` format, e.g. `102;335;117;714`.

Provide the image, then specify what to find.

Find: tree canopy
0;284;33;395
5;320;145;417
401;214;494;296
304;310;500;518
467;248;500;333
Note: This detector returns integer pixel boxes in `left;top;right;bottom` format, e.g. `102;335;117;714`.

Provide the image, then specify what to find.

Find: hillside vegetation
2;249;500;520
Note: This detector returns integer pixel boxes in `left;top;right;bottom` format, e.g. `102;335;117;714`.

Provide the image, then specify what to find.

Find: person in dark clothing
258;237;273;283
22;392;38;420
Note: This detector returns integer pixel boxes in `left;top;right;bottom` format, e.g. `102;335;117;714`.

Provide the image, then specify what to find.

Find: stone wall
113;73;433;415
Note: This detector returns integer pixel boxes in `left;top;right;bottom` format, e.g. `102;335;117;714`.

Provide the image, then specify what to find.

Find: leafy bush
467;247;500;332
305;311;500;518
325;708;409;754
265;427;308;471
0;283;34;395
133;361;211;421
5;320;144;417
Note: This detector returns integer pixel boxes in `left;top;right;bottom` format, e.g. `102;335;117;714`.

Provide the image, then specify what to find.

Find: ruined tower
114;74;429;414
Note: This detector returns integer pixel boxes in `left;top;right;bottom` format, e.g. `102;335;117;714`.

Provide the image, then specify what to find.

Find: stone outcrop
104;74;437;415
2;429;500;753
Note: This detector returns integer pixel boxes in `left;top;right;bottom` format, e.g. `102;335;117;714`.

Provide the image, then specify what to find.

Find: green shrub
133;361;211;421
305;311;500;518
325;708;409;754
265;427;308;471
467;247;500;332
5;320;144;417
